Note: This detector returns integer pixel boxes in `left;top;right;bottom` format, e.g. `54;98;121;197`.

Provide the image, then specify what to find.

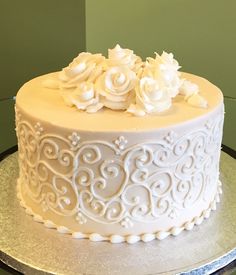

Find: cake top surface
16;71;223;132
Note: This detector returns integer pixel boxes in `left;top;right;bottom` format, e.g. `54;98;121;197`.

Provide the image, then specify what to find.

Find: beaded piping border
16;180;222;244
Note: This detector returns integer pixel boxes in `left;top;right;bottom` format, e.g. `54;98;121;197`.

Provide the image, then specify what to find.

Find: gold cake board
0;152;236;275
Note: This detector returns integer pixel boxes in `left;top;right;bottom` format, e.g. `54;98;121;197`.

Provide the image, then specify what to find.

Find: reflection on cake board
0;152;235;275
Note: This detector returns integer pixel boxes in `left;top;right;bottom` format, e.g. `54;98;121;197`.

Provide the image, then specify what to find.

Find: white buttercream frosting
60;82;103;113
127;77;171;116
96;66;136;110
187;94;208;108
180;79;199;98
144;52;182;98
107;44;143;71
59;52;105;86
180;79;207;108
42;45;208;115
127;52;182;116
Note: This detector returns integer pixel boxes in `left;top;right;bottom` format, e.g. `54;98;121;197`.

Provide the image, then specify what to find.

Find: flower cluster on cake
44;44;207;116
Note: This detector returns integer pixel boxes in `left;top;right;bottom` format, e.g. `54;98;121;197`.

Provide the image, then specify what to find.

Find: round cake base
0;152;236;275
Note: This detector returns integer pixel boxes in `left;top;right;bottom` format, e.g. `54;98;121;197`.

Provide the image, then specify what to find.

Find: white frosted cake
15;45;224;244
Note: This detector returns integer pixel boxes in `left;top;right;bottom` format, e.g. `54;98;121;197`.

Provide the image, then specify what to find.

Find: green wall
0;0;85;99
0;0;235;153
0;0;86;153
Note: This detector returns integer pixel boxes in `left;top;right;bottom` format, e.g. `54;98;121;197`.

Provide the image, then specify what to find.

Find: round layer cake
15;47;224;243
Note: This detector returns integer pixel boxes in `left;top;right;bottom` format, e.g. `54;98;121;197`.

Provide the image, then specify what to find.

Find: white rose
127;77;171;116
107;44;143;73
60;82;103;113
144;52;182;98
59;52;105;89
156;51;180;72
95;66;137;110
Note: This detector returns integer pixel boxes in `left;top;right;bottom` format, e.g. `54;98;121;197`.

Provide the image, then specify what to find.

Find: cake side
15;97;224;243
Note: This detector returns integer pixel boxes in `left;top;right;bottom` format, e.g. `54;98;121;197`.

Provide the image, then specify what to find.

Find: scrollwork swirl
16;105;224;226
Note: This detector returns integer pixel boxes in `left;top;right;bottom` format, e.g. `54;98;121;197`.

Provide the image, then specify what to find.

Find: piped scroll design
15;106;224;226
